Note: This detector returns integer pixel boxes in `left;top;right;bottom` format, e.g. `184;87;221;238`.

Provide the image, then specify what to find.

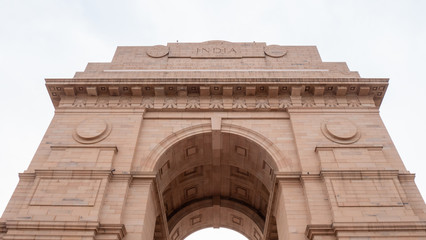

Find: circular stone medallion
146;45;169;58
264;45;287;58
321;118;360;144
73;118;112;144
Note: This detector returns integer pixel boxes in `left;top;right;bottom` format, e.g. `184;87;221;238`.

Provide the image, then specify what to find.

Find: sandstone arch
151;131;280;240
147;123;291;173
2;42;426;240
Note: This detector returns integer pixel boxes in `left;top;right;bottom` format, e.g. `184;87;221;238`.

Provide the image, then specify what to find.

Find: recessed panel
30;179;101;206
331;179;403;207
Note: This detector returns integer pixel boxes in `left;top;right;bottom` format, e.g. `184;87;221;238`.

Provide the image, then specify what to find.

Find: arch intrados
165;187;267;230
158;161;274;194
149;123;287;172
151;124;284;240
169;204;263;240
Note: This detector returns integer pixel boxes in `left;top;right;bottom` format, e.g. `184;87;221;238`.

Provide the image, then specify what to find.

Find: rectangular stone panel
47;147;115;170
317;146;388;170
30;179;101;206
331;179;403;207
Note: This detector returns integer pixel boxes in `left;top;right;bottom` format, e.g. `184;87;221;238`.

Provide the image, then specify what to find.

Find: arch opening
185;227;248;240
153;132;279;240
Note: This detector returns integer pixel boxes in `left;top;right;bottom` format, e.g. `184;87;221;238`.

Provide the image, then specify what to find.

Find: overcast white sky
0;1;425;239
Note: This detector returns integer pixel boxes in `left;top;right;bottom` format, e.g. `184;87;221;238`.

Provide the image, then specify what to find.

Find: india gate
1;41;426;240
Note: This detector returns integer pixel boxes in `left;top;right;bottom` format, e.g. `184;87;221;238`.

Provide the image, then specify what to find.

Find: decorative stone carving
278;94;292;109
321;118;360;144
142;97;154;108
233;96;247;109
264;45;287;58
210;96;224;109
324;95;338;107
73;98;86;108
256;97;270;109
146;45;169;58
186;96;200;109
95;96;109;107
118;96;131;108
163;97;177;108
347;95;361;107
302;95;316;107
59;92;381;112
73;118;112;144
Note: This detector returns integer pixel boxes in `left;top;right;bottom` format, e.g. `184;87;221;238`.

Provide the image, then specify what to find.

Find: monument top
45;41;388;108
71;41;360;79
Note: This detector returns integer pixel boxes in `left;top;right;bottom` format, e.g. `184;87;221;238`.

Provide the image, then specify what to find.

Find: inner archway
185;228;248;240
153;132;279;240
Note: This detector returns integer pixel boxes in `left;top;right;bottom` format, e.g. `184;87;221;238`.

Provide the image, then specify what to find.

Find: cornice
33;169;113;178
320;169;400;179
305;221;426;239
46;77;389;84
332;221;426;231
98;224;127;239
3;221;126;240
5;220;100;231
18;170;158;183
0;221;6;233
315;144;383;152
45;77;388;109
50;144;118;152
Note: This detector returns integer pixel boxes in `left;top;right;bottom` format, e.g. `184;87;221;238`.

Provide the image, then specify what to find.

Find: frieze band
58;94;374;110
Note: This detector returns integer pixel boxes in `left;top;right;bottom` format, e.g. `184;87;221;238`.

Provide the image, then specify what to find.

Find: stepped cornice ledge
46;77;388;109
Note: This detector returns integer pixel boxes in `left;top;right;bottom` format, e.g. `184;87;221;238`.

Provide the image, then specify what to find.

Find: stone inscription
197;47;237;54
192;46;242;58
167;41;267;58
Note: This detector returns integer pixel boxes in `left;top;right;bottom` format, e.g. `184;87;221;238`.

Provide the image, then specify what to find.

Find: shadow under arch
146;123;291;172
149;123;291;240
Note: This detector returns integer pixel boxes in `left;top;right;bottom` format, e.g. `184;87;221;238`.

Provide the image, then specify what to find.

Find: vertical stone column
99;175;132;224
399;174;426;221
301;175;333;225
274;179;308;240
121;177;158;240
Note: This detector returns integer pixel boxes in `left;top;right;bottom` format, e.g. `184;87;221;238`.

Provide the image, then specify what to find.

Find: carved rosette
73;118;112;144
264;45;287;58
146;45;169;58
321;118;361;144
